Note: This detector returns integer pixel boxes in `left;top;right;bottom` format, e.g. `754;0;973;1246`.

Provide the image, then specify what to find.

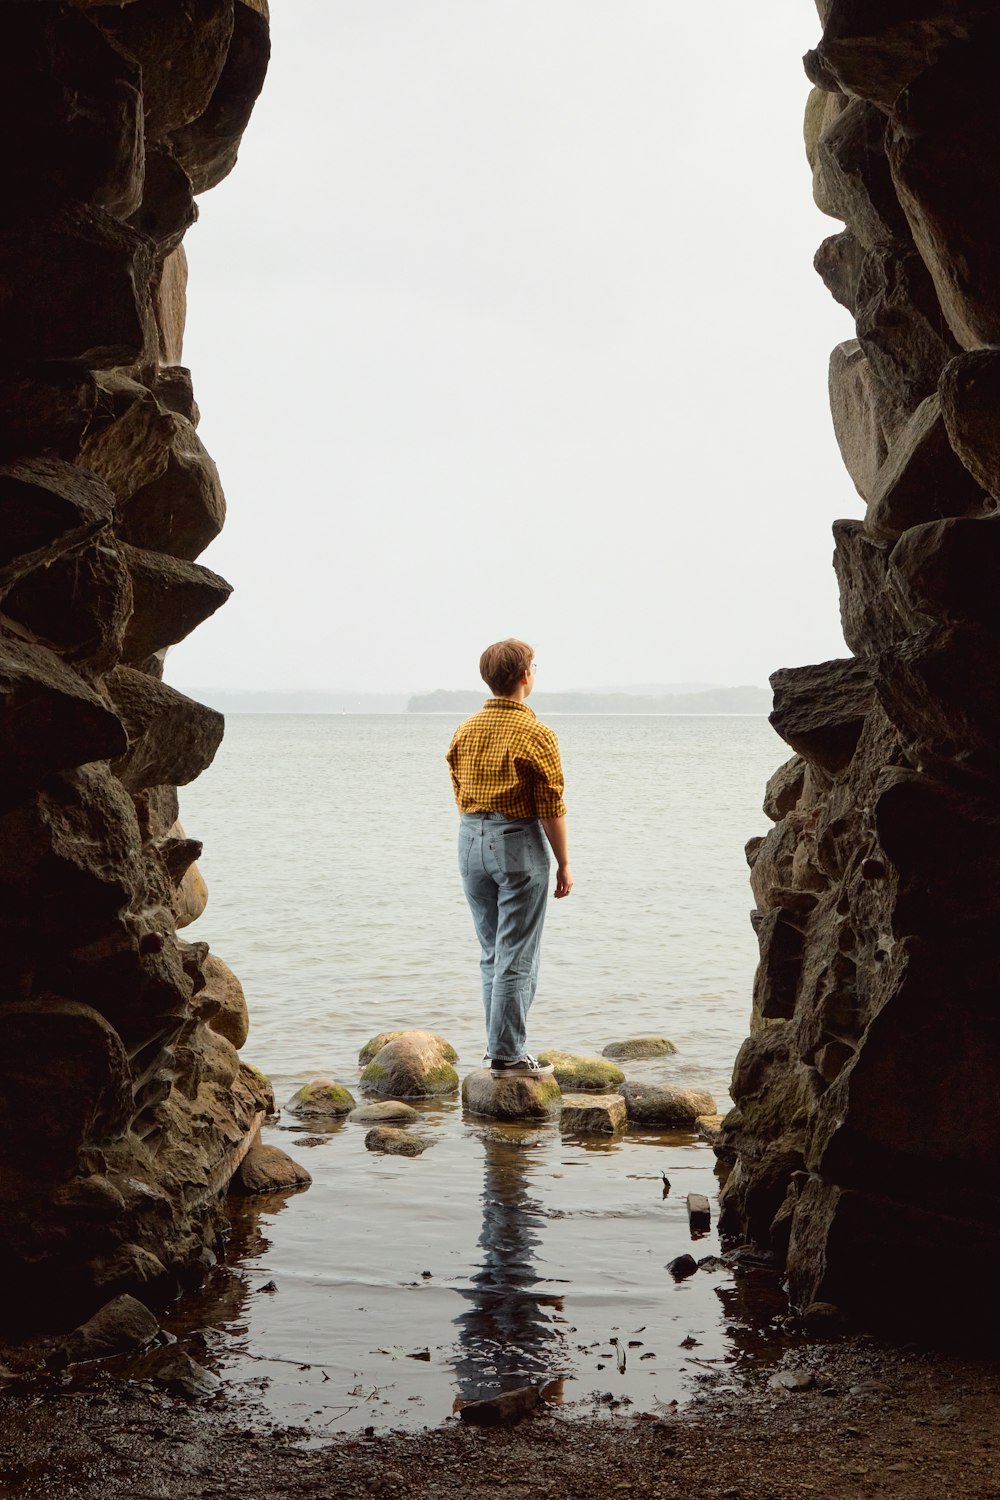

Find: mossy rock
619;1080;716;1126
358;1028;458;1067
286;1078;356;1118
601;1036;677;1061
359;1033;459;1098
536;1050;625;1091
462;1070;562;1122
358;1030;406;1065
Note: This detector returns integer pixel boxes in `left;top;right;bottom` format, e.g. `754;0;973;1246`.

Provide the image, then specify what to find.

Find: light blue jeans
458;812;550;1063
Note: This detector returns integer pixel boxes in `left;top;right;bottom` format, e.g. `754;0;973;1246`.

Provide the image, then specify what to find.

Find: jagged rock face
0;0;270;1320
726;4;1000;1333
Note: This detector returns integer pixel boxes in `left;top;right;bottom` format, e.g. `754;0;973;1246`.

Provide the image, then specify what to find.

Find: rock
359;1029;457;1066
886;29;1000;349
666;1255;698;1281
813;97;910;250
358;1029;407;1063
105;667;225;791
770;1368;816;1392
855;245;959;409
535;1050;625;1091
129;1346;221;1400
890;516;1000;629
458;1385;541;1426
802;1301;848;1332
866;393;988;540
0;631;127;786
60;1294;158;1366
286;1079;356;1118
200;952;249;1049
601;1036;676;1060
769;658;873;773
462;1069;562;1123
619;1081;716;1128
939;348;1000;501
173;857;209;928
696;1114;726;1150
153;364;199;424
0;1000;132;1172
0;6;144;216
560;1093;627;1135
154;243;188;364
812;3;987;104
79;393;226;561
129;142;196;258
833;519;918;656
348;1100;421;1124
93;0;235;140
359;1030;459;1098
0;369;97;464
687;1194;712;1234
3;537;132;672
233;1144;312;1195
169;0;271;194
763;756;806;822
364;1126;431;1157
0;457;114;572
118;544;232;664
814;230;865;313
829;340;905;503
0;205;154;366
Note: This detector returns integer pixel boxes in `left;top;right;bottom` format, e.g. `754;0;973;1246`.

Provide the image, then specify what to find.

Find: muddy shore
2;1333;997;1499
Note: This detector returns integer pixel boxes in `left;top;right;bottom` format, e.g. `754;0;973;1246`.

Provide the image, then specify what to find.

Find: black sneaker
490;1055;555;1078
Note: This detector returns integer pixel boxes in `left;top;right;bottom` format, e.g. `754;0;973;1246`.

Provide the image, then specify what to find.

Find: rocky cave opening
1;0;999;1359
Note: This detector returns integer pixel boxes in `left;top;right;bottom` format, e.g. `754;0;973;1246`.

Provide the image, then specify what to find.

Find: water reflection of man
452;1131;563;1403
446;639;573;1076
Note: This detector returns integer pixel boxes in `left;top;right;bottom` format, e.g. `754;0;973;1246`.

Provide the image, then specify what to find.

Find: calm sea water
172;714;788;1433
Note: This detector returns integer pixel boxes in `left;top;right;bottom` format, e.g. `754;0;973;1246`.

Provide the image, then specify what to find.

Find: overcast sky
166;0;854;698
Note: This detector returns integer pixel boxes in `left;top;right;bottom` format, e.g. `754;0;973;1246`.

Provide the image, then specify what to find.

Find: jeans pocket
493;825;545;875
458;829;475;875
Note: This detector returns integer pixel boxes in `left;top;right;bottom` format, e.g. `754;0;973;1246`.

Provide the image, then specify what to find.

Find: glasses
530;660;537;673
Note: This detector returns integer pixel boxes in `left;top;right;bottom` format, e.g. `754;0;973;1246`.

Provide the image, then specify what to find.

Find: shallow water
173;713;786;1431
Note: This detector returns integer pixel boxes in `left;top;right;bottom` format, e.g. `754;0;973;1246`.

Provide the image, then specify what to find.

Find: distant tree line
407;687;772;715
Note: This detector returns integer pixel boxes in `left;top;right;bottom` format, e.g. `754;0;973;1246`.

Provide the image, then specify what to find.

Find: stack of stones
0;1;270;1315
722;1;1000;1331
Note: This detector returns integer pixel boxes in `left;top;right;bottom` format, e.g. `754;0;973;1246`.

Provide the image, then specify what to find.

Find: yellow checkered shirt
446;699;567;819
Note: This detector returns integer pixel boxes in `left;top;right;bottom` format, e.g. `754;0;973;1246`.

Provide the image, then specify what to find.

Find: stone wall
721;3;1000;1332
0;1;270;1318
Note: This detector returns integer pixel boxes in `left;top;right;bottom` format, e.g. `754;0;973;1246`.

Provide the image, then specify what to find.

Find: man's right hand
554;863;573;898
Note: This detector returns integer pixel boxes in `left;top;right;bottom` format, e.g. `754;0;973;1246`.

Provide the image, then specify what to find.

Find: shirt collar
486;697;535;716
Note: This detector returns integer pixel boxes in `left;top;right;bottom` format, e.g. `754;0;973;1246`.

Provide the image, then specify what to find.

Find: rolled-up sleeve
530;727;566;818
445;735;461;804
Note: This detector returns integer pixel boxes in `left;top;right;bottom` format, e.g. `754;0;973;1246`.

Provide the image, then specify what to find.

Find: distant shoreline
185;685;773;716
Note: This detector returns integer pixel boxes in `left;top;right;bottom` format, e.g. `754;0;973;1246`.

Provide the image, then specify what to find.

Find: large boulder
462;1068;562;1122
0;458;114;572
619;1081;716;1127
168;0;271;194
359;1030;459;1098
358;1029;457;1065
535;1050;625;1091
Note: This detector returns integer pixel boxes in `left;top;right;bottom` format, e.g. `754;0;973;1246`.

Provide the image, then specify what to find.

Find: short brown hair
480;639;534;697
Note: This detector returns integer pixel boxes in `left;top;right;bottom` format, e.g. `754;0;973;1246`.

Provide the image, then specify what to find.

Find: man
446;639;573;1078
